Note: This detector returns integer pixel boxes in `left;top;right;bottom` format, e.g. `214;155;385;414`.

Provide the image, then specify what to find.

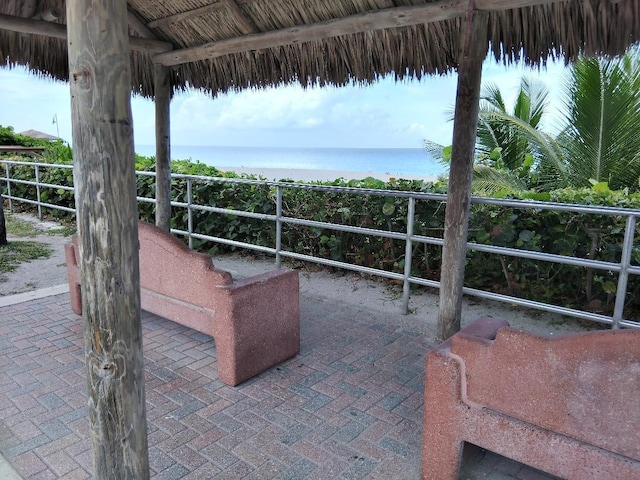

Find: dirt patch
0;214;72;296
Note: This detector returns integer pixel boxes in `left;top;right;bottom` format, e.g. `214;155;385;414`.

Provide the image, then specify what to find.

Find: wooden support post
154;64;172;231
0;201;7;246
437;10;488;341
66;0;149;478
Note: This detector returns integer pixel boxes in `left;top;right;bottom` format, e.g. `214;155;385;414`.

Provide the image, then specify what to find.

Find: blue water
135;145;444;177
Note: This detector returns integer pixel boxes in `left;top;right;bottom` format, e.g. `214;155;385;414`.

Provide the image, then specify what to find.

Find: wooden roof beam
221;0;258;34
31;8;60;22
127;7;158;39
147;2;226;29
154;0;560;67
0;13;173;53
20;0;38;18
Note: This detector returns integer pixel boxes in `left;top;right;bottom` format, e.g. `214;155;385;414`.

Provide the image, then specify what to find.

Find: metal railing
2;159;639;329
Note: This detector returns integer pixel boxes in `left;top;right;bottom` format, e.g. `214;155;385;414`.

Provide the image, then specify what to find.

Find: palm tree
545;51;640;191
424;77;553;195
477;78;548;171
426;47;640;194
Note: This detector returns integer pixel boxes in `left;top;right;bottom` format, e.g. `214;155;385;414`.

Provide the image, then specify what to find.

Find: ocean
135;145;444;178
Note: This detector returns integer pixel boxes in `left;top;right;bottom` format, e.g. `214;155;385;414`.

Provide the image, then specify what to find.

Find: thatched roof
1;0;639;98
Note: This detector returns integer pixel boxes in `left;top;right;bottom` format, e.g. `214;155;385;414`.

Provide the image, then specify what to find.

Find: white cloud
0;57;570;150
0;67;72;142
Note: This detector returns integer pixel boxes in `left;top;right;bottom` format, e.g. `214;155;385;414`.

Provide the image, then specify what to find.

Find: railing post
402;197;415;314
612;215;636;329
187;178;194;249
34;164;42;219
4;164;12;212
276;186;283;268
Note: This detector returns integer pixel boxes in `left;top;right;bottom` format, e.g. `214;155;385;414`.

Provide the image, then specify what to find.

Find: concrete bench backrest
450;327;640;460
137;222;232;309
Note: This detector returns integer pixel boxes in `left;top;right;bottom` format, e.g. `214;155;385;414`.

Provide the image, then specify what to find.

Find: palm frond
422;139;450;169
559;53;640;189
472;164;529;196
480;110;567;185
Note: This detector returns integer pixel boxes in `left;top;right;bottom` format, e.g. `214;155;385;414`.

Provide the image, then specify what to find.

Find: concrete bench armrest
65;221;300;386
423;317;640;480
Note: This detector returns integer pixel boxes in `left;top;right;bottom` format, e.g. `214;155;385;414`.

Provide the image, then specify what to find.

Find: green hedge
2;154;639;321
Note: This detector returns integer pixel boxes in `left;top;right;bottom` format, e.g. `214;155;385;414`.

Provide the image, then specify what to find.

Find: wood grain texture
0;12;172;53
221;0;258;35
147;2;226;29
154;63;172;232
66;0;150;477
0;202;6;246
154;0;557;66
437;11;489;342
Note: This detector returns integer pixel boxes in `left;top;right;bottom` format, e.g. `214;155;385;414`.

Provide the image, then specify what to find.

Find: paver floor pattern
1;293;428;479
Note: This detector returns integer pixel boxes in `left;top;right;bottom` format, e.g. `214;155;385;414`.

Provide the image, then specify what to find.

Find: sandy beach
215;165;441;183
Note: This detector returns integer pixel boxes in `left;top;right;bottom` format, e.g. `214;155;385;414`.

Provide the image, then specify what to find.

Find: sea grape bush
2;154;639;320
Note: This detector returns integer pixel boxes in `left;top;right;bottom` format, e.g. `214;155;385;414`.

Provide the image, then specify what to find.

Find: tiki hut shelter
1;1;639;477
2;0;639;337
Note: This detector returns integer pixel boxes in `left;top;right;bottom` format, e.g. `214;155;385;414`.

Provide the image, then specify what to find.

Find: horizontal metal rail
2;159;639;329
2;193;77;213
4;177;74;191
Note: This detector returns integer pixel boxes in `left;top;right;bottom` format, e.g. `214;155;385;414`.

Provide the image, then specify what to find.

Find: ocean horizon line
137;144;426;150
134;144;444;178
213;165;442;182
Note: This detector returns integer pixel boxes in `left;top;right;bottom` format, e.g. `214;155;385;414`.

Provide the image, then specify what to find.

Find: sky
0;57;567;150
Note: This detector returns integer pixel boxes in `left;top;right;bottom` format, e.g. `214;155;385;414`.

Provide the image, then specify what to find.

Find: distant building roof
19;129;60;141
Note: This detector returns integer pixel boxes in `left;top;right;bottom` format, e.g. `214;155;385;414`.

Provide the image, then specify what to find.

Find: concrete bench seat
422;317;640;480
65;221;300;386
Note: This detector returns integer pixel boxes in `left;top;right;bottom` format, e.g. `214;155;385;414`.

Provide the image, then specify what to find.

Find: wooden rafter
0;12;172;52
154;0;559;66
127;7;157;39
147;2;226;29
221;0;258;34
0;0;590;67
20;0;38;18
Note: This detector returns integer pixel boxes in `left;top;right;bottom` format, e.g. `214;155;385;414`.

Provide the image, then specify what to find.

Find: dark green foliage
3;152;639;321
137;156;640;320
0;125;48;147
465;197;640;318
1;158;75;218
1;125;75;218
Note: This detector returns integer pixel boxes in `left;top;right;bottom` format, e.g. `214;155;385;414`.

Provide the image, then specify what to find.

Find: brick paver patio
1;290;428;479
1;290;558;479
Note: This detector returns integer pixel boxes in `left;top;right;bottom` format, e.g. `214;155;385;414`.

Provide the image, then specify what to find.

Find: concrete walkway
1;284;559;479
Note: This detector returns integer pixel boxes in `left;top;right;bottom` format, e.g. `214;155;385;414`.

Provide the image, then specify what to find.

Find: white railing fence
3;159;639;329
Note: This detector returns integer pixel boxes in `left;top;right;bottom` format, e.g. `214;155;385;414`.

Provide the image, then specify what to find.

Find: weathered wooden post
66;0;150;477
154;64;172;231
437;10;488;341
0;201;7;246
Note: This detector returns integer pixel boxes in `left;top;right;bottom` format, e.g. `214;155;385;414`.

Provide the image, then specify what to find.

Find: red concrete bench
422;317;640;480
65;221;300;386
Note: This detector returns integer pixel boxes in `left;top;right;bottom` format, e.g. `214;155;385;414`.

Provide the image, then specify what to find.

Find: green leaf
521;191;551;201
602;280;617;294
382;202;395;216
442;145;452;163
591;181;610;193
523;153;535;168
518;230;534;242
490;147;503;160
